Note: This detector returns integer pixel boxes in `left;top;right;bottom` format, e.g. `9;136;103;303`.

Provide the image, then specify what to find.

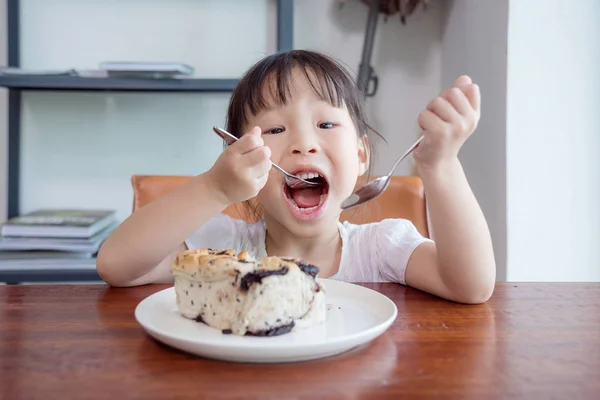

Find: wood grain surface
1;283;599;399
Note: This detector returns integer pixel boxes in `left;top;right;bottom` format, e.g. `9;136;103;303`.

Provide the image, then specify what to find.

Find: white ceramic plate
134;279;398;363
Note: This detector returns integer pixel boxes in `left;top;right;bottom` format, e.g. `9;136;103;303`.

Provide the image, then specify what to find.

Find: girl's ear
357;135;369;176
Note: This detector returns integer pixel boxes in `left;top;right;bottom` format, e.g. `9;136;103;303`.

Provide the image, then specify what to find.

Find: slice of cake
171;248;326;336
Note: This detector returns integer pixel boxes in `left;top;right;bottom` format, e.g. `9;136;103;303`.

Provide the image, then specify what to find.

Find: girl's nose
289;130;319;155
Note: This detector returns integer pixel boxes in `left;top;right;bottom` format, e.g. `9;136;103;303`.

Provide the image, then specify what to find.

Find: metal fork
212;126;318;186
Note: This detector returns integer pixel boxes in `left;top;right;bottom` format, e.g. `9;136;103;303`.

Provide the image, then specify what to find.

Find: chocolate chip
240;266;288;291
298;261;320;278
222;329;233;334
246;321;295;337
191;300;194;306
195;315;205;324
281;258;320;278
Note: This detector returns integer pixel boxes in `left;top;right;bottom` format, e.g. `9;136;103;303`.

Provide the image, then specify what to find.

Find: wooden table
1;283;598;399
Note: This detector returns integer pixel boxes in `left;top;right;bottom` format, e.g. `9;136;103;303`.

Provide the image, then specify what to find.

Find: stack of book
0;209;117;272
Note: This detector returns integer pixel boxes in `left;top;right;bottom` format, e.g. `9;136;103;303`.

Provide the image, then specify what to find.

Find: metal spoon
340;135;424;209
212;126;318;187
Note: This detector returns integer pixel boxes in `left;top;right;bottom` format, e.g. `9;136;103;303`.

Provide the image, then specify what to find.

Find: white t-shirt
185;213;432;285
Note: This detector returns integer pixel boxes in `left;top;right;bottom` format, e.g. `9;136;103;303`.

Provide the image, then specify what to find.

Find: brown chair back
131;174;429;237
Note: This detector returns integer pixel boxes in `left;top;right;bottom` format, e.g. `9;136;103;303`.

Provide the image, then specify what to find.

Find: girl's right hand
204;126;272;205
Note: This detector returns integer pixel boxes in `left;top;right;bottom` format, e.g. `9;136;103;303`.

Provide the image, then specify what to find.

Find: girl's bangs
243;58;352;122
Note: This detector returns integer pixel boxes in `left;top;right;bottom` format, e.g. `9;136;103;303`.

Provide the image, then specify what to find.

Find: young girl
97;50;496;304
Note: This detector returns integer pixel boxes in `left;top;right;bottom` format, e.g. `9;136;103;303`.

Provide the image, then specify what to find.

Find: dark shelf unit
1;0;294;284
0;76;240;92
0;268;102;285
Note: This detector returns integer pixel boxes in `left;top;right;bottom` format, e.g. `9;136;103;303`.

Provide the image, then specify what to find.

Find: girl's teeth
298;172;321;180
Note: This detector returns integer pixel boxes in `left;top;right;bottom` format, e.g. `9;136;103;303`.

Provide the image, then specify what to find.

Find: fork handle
270;162;287;176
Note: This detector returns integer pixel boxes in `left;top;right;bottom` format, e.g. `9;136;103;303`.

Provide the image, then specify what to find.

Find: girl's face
243;69;368;237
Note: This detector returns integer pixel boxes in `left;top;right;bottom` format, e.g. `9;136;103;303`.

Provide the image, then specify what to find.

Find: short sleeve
184;213;237;251
375;218;433;285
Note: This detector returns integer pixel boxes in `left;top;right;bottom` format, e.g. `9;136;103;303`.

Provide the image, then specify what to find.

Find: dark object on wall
356;0;381;98
340;0;430;97
361;0;429;24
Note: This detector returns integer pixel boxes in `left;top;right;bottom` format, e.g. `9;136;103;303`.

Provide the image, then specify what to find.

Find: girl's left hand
414;75;481;170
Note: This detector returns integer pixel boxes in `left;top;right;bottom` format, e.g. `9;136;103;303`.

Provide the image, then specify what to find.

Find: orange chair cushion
131;174;429;237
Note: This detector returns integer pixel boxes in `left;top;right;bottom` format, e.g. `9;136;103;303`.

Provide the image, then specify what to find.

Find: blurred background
0;0;598;283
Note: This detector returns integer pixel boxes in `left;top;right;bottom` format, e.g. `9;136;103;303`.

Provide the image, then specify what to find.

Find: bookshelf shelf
0;266;101;284
0;76;239;92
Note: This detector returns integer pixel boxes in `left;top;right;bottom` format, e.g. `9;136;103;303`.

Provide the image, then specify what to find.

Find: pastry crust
171;248;255;282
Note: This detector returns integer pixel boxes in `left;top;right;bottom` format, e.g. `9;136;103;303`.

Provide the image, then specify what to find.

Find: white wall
13;0;444;222
506;0;600;281
441;0;600;282
440;0;509;281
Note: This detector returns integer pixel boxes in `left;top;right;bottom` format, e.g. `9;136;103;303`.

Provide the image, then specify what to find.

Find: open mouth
283;170;330;219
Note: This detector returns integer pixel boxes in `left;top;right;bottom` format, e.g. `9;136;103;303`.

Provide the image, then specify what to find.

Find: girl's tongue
289;187;323;208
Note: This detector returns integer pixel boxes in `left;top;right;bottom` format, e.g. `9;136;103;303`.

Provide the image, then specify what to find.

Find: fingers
427;96;461;123
243;145;271;167
233;126;264;154
452;75;472;87
462;83;481;111
439;78;480;121
418;109;446;134
448;75;480;112
242;146;272;178
443;87;473;116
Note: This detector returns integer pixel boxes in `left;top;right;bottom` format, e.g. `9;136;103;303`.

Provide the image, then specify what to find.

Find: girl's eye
318;122;335;129
264;127;284;135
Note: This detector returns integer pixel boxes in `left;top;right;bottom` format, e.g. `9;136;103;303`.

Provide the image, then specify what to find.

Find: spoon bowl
340;176;390;209
341;135;424;209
